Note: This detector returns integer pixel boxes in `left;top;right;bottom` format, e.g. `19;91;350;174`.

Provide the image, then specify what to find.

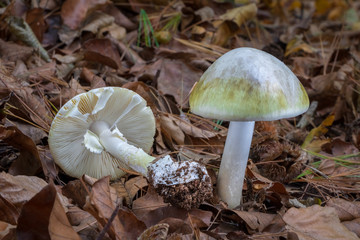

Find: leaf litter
0;0;360;239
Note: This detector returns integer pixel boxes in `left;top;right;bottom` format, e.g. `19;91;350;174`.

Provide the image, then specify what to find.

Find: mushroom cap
189;47;309;121
48;87;156;179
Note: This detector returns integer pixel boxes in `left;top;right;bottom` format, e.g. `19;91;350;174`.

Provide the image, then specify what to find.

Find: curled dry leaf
213;3;257;46
138;205;212;230
342;218;360;238
221;209;277;233
83;176;146;240
0;172;47;224
138;223;169;240
16;183;80;240
0;125;40;176
111;176;148;205
132;186;168;219
66;206;98;237
60;0;108;30
133;57;202;105
81;67;106;89
26;8;46;42
283;205;359;240
160;114;186;146
167;114;222;139
83;38;122;69
0;39;33;62
326;198;360;221
0;125;56;179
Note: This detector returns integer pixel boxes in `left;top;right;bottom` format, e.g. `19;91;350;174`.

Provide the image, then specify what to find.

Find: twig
96;201;122;240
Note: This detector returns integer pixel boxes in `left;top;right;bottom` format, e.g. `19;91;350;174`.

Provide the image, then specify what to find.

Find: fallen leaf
0;221;16;239
213;3;257;46
124;176;148;202
84;176;146;239
326;198;360;221
60;0;108;30
132;186;168;219
0;70;52;130
83;38;122;69
302;114;335;149
26;8;46;42
0;39;33;62
16;182;80;240
138;206;212;229
342;218;360;238
62;179;89;208
0;125;41;177
0;172;47;224
80;67;106;89
160;114;186;146
138;223;169;240
221;209;276;232
283;205;359;240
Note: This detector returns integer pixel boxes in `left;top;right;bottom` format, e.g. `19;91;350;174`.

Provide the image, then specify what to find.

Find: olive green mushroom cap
189;47;309;121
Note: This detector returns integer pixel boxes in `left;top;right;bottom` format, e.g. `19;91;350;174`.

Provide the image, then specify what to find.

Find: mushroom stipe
49;87;212;209
190;47;309;209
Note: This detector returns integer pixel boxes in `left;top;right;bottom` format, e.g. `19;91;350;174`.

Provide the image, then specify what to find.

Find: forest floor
0;0;360;239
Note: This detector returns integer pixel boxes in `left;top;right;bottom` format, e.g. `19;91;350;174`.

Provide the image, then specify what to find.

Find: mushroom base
148;158;213;210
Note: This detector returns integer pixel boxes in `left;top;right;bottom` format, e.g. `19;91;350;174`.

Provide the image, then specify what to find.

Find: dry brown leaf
138;223;169;240
138;205;212;229
343;218;360;238
124;176;148;201
26;8;46;42
0;39;33;62
0;173;47;224
101;4;137;30
133;58;202;105
168;114;221;139
0;125;51;177
0;70;52;130
0;221;16;239
84;176;146;239
160;114;185;146
326;198;360;221
60;0;108;30
221;209;276;232
16;183;80;240
81;11;114;34
132;187;168;219
83;38;122;69
283;205;359;240
62;179;89;208
159;218;192;235
81;67;106;89
111;176;148;205
213;3;257;46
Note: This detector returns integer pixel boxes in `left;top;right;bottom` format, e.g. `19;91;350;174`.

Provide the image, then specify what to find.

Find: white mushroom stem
217;121;255;209
84;121;155;176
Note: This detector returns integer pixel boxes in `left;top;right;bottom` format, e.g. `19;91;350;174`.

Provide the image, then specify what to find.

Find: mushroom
49;87;156;179
49;87;213;208
189;47;309;208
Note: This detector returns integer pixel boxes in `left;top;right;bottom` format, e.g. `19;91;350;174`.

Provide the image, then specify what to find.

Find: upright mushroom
189;47;309;208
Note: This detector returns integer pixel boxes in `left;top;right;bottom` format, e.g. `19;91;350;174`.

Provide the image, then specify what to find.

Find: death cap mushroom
48;87;156;179
189;47;309;208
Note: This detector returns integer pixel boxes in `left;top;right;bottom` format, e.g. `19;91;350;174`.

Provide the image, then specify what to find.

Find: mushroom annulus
189;47;309;209
49;87;212;208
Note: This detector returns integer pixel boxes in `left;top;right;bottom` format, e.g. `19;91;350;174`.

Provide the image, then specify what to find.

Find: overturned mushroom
49;87;212;208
